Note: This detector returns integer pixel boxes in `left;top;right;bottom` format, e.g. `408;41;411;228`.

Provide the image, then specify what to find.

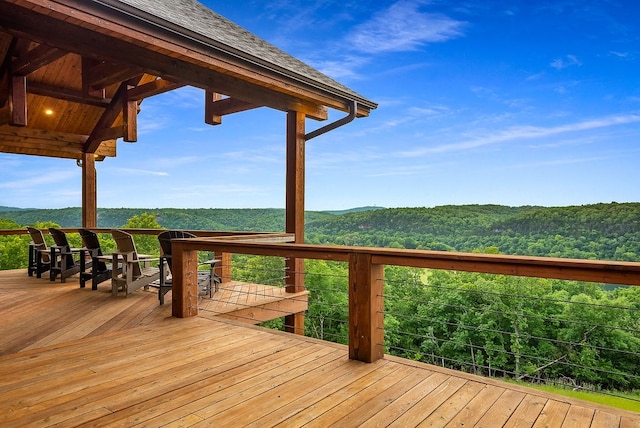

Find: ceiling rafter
27;81;111;107
11;43;67;75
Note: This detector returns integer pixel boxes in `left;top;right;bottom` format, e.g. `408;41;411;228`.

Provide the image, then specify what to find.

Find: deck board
0;269;638;427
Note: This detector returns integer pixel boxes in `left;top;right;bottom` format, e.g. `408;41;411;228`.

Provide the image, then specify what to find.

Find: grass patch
508;381;640;413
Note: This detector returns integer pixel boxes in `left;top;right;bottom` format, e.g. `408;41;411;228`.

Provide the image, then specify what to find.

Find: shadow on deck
0;269;638;426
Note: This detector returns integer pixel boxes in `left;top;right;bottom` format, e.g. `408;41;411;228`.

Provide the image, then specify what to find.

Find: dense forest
1;203;639;397
1;202;638;260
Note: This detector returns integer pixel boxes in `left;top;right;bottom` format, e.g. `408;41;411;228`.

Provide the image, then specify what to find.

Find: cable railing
382;269;640;398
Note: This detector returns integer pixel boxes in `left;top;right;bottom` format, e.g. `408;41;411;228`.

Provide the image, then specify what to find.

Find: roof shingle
107;0;376;108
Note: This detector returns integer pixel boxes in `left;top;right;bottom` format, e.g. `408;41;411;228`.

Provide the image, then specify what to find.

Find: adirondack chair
157;230;221;305
78;229;115;290
110;229;165;297
48;228;82;282
26;226;51;278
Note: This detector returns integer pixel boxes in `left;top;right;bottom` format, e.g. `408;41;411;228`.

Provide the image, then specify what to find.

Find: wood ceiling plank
0;126;116;158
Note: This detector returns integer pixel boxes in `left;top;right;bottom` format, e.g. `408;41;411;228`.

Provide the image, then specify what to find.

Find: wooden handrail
0;228;281;237
168;240;640;286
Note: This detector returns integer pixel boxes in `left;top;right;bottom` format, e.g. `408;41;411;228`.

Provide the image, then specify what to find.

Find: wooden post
122;84;137;142
349;252;385;362
10;75;27;126
81;152;97;228
285;110;306;335
171;242;199;318
215;251;232;284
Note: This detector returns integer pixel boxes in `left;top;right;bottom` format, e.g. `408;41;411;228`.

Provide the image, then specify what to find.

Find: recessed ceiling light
45;109;53;115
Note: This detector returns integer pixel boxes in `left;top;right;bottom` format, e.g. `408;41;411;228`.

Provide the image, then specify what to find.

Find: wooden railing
4;228;640;363
170;239;640;363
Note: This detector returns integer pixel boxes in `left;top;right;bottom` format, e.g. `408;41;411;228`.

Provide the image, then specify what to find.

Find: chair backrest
111;229;142;278
26;226;50;263
48;227;71;247
157;230;196;273
79;228;107;272
49;227;76;267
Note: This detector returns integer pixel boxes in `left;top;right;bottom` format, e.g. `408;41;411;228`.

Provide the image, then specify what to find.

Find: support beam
84;76;143;153
127;78;184;101
284;110;306;335
206;95;260;123
10;74;26;126
81;153;97;228
122;84;137;142
348;252;385;363
0;60;8;108
28;81;111;107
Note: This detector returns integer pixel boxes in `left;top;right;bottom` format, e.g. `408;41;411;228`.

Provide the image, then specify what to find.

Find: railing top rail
171;239;640;286
0;228;278;237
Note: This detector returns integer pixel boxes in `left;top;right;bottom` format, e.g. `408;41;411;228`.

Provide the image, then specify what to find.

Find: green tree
122;213;162;256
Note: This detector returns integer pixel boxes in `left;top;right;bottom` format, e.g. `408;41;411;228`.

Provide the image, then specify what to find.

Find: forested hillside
0;207;333;232
1;202;639;261
306;203;640;261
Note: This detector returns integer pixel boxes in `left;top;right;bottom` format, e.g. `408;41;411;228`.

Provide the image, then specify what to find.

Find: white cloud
397;113;640;157
609;50;629;58
0;169;77;189
550;54;582;70
348;0;466;54
312;55;369;80
111;167;169;177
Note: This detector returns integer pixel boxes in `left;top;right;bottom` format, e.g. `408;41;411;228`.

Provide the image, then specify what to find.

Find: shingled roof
110;0;375;109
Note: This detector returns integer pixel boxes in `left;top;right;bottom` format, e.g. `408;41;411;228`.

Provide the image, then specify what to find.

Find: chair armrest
111;251;161;264
51;245;83;254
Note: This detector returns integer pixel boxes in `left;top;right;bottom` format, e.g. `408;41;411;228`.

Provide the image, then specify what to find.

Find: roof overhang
0;0;376;160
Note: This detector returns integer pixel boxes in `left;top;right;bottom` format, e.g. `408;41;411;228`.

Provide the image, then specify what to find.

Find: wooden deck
0;269;638;427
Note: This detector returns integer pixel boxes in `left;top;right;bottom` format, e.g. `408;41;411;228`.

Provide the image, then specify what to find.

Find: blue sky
2;0;639;210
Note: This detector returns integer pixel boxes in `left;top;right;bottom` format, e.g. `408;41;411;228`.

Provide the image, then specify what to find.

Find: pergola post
81;152;97;228
284;110;305;335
